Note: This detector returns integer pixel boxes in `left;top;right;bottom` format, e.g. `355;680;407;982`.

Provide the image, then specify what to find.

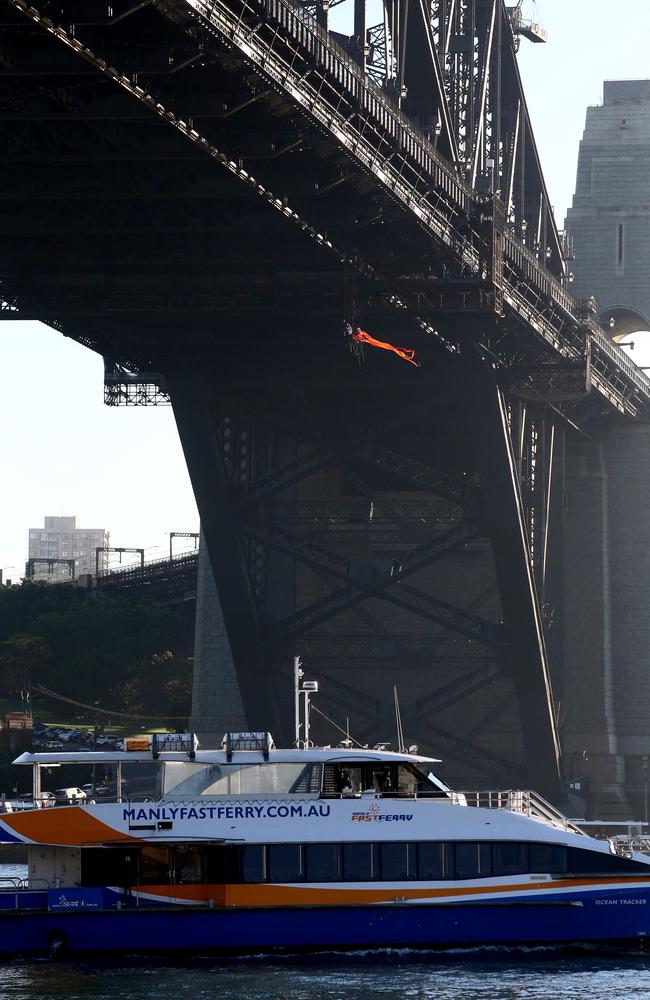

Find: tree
0;634;49;698
0;581;192;722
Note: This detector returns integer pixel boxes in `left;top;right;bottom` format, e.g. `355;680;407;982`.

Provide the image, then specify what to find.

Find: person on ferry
373;769;392;794
338;768;353;794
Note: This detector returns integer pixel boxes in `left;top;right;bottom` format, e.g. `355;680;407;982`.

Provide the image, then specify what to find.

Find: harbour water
3;866;650;998
4;951;650;999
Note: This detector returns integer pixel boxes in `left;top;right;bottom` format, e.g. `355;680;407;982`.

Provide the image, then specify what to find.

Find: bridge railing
590;325;650;396
190;0;650;415
196;1;571;300
199;0;473;221
96;550;198;589
269;0;471;196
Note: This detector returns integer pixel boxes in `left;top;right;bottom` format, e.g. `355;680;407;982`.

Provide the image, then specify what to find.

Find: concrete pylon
189;532;246;749
564;80;650;820
567;79;650;335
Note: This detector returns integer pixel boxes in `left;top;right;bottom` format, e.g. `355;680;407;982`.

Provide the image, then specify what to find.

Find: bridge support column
190;535;246;748
463;358;562;802
563;427;650;820
168;367;282;735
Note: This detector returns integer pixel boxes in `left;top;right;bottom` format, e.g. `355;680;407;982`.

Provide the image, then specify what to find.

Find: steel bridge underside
2;0;650;800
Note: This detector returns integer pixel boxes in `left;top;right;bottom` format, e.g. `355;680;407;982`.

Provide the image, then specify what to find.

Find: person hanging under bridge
343;322;421;367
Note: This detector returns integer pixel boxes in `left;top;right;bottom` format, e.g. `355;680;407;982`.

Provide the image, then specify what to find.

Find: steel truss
97;550;199;602
1;0;645;796
3;0;649;418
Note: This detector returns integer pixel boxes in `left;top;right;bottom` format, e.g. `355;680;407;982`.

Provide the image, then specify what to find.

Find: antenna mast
293;656;319;748
394;685;405;753
294;656;303;747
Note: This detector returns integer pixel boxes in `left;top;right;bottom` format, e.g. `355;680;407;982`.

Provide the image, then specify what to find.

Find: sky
2;0;650;579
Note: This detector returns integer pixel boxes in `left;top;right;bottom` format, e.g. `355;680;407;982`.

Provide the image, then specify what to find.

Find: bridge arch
598;305;650;341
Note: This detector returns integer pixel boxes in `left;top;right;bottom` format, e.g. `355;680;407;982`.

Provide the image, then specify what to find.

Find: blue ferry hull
0;888;649;956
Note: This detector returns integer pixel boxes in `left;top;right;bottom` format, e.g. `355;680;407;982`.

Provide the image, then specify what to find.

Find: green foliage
0;581;192;724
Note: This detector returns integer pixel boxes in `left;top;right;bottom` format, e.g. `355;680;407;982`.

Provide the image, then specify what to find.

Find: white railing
0;877;23;889
0;877;51;891
451;789;585;836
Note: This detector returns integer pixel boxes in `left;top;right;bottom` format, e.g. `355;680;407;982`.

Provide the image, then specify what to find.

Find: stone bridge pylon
564;80;650;819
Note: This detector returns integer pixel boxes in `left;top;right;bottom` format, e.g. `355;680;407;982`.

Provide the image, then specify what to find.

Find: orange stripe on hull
2;807;136;846
132;876;650;908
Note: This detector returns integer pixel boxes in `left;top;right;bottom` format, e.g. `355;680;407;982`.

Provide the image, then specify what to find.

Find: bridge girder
1;0;647;799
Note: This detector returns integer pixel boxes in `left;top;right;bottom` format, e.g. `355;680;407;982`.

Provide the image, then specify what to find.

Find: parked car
54;787;87;803
41;741;64;751
81;783;111;797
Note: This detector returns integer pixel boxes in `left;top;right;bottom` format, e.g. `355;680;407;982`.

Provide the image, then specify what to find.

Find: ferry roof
13;747;442;767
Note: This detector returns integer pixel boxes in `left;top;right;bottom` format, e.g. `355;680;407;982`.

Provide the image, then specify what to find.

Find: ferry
1;670;650;957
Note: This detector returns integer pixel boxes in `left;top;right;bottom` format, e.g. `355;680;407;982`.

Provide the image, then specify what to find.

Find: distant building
27;516;110;582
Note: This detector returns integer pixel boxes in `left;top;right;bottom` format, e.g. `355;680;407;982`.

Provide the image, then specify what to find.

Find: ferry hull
1;888;649;957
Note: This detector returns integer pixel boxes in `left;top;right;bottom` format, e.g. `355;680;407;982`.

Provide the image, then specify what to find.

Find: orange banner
350;326;421;367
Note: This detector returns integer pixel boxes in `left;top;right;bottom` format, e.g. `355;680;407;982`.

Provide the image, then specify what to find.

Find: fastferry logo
351;803;413;823
122;803;331;823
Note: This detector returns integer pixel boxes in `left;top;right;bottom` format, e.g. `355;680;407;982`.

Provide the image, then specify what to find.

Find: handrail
451;788;585;836
184;0;650;418
20;877;51;890
98;549;198;580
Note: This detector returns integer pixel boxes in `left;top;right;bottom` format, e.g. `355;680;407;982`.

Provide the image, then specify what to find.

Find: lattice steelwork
2;0;649;800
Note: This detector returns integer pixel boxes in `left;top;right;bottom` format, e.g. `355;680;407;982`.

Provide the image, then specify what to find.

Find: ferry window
267;844;302;882
289;764;322;793
81;848;103;886
140;844;171;885
222;764;323;795
529;843;567;874
322;765;340;796
305;843;340;881
371;767;396;795
122;761;162;801
378;842;408;880
163;762;224;796
175;845;205;884
493;842;528;876
395;766;418;797
241;845;265;883
454;843;477;879
565;846;650;875
479;844;492;875
82;848;138;887
235;763;317;795
342;842;373;881
206;845;231;883
454;843;492;879
324;765;365;795
412;842;447;880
